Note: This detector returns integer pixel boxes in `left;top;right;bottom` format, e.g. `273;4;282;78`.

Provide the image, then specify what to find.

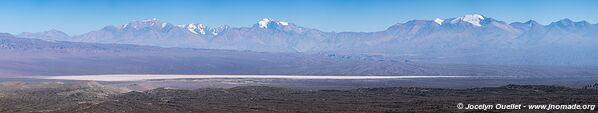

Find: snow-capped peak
258;18;272;28
450;14;485;27
175;23;224;35
184;24;207;35
434;18;444;25
198;24;206;35
258;18;290;28
186;24;198;34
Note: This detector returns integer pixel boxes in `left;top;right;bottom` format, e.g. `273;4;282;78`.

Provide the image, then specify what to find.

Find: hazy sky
1;0;597;35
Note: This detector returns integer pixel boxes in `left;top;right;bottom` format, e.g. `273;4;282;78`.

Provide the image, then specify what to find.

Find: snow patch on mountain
278;21;289;26
186;24;199;34
434;18;444;25
185;24;207;35
121;24;129;29
259;18;272;28
451;14;485;27
258;18;289;28
199;25;207;35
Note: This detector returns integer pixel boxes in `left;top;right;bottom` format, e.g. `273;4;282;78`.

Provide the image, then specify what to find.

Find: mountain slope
4;33;597;77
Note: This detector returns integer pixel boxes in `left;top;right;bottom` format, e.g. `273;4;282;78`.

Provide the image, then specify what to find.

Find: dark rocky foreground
0;81;597;113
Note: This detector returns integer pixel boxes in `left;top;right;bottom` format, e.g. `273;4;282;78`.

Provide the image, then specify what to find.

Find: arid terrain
2;0;598;113
0;80;597;113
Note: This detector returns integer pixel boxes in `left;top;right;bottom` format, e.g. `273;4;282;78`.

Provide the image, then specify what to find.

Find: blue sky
1;0;597;35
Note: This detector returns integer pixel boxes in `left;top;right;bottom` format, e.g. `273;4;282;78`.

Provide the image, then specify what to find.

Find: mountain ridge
11;14;598;66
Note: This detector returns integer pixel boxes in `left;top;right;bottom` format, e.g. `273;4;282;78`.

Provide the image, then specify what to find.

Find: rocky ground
0;81;597;113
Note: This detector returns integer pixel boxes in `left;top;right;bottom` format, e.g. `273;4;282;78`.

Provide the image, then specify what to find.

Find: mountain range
12;14;598;66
